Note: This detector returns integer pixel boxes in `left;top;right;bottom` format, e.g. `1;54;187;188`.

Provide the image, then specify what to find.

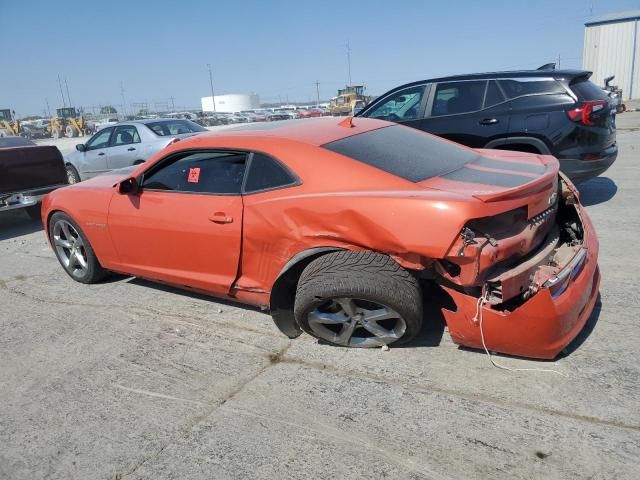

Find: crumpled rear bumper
441;203;600;360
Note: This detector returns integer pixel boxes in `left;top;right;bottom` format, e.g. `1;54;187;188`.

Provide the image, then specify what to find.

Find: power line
346;41;352;86
207;64;217;113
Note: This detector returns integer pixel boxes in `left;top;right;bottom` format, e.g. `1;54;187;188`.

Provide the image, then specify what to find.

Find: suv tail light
566;100;607;126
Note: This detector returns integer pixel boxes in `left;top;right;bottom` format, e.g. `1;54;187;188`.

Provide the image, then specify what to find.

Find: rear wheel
66;164;81;184
294;251;422;347
49;212;107;284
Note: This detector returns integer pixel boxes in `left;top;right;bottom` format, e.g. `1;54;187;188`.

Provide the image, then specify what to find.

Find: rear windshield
322;125;478;182
145;119;206;136
570;79;608;101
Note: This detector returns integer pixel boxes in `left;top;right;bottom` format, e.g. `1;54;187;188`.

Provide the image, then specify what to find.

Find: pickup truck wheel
49;212;107;284
294;251;422;348
66;164;80;184
25;204;41;220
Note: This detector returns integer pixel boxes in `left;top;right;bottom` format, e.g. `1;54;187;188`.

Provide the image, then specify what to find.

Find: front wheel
49;212;107;284
294;251;422;347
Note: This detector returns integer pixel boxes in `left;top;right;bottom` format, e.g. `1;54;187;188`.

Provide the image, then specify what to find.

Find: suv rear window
498;78;566;98
570;79;609;100
322;125;478;182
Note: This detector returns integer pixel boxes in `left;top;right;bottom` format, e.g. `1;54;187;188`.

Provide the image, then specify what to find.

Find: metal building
201;93;260;113
583;11;640;99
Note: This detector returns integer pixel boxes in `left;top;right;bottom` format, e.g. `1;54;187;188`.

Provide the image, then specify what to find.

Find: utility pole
64;77;72;106
57;75;66;108
120;81;127;117
169;96;175;111
207;64;217;113
45;98;51;117
557;53;561;69
346;41;352;86
315;80;320;106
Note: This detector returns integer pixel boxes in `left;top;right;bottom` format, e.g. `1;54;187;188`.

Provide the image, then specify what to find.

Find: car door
78;127;113;178
413;80;510;148
359;84;430;129
107;150;247;295
107;125;142;169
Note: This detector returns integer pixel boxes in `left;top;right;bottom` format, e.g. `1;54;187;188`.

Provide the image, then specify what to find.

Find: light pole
207;64;217;113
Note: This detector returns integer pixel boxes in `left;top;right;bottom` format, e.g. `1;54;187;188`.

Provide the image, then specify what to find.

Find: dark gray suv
356;68;617;183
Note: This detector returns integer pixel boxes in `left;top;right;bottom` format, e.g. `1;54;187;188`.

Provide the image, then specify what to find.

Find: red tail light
566;100;606;126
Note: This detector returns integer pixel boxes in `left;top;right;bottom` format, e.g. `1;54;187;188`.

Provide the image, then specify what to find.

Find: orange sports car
41;117;600;359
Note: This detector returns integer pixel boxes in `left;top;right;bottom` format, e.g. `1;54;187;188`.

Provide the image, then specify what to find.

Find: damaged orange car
41;117;600;359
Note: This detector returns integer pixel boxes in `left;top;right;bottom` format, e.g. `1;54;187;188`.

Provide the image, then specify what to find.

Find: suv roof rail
536;63;556;71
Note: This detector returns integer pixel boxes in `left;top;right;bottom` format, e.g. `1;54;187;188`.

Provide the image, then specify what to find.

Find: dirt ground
2;114;640;479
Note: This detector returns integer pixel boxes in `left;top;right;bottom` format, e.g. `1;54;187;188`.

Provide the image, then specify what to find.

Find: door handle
98;152;105;156
209;212;233;224
479;118;499;125
127;147;136;151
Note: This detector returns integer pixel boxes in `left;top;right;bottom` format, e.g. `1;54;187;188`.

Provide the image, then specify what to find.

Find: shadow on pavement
0;211;43;241
126;277;263;313
577;177;617;206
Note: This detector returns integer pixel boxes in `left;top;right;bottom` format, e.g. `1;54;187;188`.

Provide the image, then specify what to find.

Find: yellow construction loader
48;108;93;139
328;85;372;116
0;109;21;137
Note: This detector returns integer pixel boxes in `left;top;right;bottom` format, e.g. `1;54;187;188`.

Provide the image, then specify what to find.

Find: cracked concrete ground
2;114;640;479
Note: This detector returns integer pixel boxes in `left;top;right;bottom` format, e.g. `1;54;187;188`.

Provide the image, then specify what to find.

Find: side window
244;153;296;193
86;128;113;150
498;78;566;99
431;81;486;116
112;125;141;146
143;151;247;194
364;85;425;121
484;80;505;108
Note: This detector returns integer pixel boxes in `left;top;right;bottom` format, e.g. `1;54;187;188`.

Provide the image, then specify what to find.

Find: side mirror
118;177;140;195
76;144;86;152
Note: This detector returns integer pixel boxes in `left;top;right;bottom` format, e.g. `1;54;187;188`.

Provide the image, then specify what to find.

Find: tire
65;125;78;138
294;251;422;348
25;204;42;220
66;164;81;184
48;212;107;284
52;127;62;139
83;127;93;136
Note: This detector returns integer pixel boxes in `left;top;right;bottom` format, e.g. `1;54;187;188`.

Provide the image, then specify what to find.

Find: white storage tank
201;94;260;113
583;11;640;99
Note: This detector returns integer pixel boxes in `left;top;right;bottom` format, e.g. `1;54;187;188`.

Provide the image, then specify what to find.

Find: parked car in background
42;117;599;359
298;108;323;119
20;119;49;139
357;68;617;183
266;111;291;121
94;118;119;132
0;136;67;219
63;118;207;183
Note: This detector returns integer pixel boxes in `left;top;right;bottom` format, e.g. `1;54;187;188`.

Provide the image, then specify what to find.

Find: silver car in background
63;118;207;183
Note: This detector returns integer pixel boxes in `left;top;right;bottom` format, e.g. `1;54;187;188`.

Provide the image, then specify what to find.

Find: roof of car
180;117;391;147
371;68;592;92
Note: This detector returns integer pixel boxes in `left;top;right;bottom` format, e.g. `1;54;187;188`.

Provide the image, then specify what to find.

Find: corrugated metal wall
583;20;639;99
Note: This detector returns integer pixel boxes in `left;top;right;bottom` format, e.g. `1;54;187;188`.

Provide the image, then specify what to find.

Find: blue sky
2;0;640;116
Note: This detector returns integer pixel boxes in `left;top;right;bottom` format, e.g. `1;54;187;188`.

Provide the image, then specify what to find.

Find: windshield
145;119;206;136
